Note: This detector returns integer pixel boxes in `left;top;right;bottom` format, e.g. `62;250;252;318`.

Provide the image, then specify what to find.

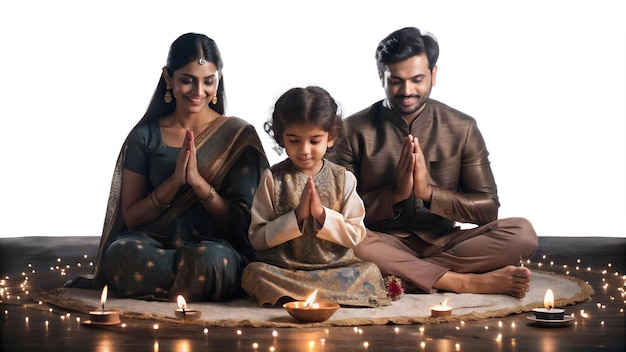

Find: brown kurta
241;159;390;307
329;99;537;292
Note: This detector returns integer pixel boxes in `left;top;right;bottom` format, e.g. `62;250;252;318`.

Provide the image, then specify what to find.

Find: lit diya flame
304;289;319;309
544;288;555;310
531;288;565;321
100;285;108;310
85;285;120;325
174;295;201;319
177;295;187;313
283;289;339;322
430;297;452;317
439;298;449;310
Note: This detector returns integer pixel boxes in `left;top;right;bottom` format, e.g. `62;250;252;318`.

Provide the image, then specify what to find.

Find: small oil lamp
84;285;120;325
175;295;202;319
532;289;565;320
283;289;340;323
430;298;453;317
528;288;574;326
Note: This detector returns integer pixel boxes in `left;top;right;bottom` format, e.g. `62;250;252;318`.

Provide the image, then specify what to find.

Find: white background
1;0;623;238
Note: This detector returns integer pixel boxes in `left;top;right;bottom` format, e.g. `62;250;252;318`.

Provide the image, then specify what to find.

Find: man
329;27;537;298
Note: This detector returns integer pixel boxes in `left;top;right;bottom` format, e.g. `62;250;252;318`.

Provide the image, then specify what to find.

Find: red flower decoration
384;275;404;301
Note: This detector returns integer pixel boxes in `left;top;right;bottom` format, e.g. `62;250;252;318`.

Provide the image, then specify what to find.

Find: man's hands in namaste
393;135;433;204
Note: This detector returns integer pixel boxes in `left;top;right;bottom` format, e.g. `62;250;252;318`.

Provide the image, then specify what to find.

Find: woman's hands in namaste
174;130;209;189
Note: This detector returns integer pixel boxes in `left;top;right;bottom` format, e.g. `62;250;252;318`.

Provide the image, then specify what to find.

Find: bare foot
434;266;531;298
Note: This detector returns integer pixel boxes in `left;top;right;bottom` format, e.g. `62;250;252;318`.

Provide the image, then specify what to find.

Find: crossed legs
354;217;538;298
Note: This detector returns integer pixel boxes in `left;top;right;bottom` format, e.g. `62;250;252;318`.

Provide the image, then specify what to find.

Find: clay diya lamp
84;285;120;325
175;295;202;320
283;289;340;323
430;298;453;317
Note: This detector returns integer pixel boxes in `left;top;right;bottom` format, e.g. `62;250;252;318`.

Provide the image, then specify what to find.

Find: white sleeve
248;169;303;250
315;171;366;248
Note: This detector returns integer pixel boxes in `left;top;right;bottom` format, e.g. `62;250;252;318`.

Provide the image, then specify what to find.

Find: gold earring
164;89;173;103
211;95;218;105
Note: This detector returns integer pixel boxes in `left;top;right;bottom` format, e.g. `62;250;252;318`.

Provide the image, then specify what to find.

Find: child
241;86;390;307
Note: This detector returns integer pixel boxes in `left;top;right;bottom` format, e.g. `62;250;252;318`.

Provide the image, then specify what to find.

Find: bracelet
198;186;216;203
149;189;169;210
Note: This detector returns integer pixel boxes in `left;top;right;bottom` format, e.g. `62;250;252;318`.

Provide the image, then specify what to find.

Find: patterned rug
35;270;593;328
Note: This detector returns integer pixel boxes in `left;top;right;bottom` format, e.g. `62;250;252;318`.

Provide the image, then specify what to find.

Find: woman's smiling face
165;60;219;114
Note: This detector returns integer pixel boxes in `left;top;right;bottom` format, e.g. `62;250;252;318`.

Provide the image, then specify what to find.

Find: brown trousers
354;217;538;293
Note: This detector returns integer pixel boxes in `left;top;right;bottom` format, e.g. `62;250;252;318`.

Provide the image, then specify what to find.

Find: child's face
282;123;334;176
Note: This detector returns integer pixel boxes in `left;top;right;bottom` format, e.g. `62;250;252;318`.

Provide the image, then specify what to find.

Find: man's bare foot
433;266;531;298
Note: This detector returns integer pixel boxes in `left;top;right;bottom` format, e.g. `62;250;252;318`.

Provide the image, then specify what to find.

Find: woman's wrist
198;185;216;203
149;188;169;210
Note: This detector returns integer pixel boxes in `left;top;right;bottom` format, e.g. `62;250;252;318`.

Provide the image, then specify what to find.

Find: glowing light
304;289;318;308
272;330;278;337
101;285;109;309
543;289;555;309
177;295;187;310
204;328;209;335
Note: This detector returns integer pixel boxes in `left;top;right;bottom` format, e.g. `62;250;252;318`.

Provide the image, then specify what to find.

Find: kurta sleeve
315;171;366;248
427;119;499;225
248;169;303;250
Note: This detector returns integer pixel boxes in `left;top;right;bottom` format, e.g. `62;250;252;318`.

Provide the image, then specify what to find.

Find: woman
67;33;269;302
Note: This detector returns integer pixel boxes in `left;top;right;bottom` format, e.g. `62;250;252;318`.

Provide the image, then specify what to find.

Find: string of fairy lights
1;252;624;351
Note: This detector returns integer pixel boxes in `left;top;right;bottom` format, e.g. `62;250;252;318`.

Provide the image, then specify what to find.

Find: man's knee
507;217;538;258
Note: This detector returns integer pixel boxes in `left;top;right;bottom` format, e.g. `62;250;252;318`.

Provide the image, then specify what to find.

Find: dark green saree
67;116;268;302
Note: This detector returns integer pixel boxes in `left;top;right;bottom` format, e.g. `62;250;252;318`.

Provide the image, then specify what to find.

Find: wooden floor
1;236;624;351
